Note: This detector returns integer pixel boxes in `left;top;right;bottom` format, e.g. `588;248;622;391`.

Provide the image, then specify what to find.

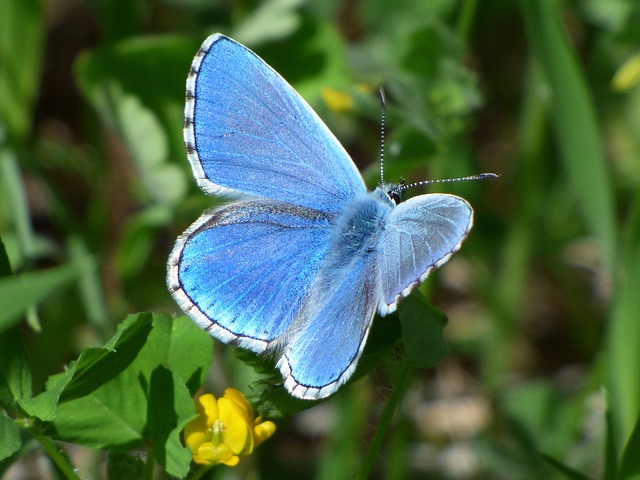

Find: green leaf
538;452;593;480
115;93;185;206
128;315;213;395
0;150;37;274
0;238;11;277
58;313;154;402
608;229;640;446
0;262;87;334
399;292;448;369
358;308;403;372
604;389;618;480
235;348;282;378
519;0;617;269
0;0;43;141
107;451;144;480
0;324;32;412
0;411;21;461
618;410;640;479
115;206;172;280
17;365;76;422
18;313;153;421
502;381;576;459
75;35;193;130
49;364;149;448
75;35;194;206
232;0;305;46
144;366;193;478
0;241;28;415
50;312;210;472
248;382;324;419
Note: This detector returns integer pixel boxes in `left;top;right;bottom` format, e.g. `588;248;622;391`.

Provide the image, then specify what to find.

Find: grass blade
519;0;617;269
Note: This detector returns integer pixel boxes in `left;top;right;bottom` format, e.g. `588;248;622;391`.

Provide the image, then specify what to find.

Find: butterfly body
168;34;474;399
329;189;392;265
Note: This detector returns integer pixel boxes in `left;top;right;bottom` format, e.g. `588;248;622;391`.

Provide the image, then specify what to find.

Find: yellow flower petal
223;388;253;425
193;442;239;466
612;54;640;92
220;455;240;467
193;442;217;464
184;428;207;454
253;417;276;446
322;87;354;113
185;398;214;451
184;390;275;467
198;393;219;426
218;396;253;455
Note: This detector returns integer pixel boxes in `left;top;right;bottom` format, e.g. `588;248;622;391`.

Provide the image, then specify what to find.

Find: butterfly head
382;178;406;205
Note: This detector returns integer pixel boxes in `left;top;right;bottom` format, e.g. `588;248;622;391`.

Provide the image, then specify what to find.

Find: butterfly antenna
378;87;387;188
375;88;499;198
390;172;500;197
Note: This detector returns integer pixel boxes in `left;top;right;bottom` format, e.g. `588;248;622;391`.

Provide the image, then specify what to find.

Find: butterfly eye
388;190;402;205
385;178;405;205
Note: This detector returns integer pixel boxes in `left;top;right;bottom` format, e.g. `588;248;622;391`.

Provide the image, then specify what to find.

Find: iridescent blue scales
167;34;473;399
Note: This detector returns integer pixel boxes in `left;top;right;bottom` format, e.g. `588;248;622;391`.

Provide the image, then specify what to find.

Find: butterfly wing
277;254;379;399
167;201;332;352
184;34;366;213
378;193;473;314
175;33;476;400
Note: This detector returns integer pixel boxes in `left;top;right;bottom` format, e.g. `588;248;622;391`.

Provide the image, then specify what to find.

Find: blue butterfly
168;34;474;400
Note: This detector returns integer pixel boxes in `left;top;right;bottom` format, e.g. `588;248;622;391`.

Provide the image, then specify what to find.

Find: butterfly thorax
328;188;393;262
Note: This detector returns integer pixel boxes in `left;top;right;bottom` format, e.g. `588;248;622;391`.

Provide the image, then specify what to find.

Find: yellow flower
184;389;276;467
322;87;354;113
612;53;640;92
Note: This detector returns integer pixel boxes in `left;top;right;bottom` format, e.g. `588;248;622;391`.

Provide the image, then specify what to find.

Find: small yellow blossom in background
184;389;276;467
612;53;640;92
322;87;354;113
322;84;378;113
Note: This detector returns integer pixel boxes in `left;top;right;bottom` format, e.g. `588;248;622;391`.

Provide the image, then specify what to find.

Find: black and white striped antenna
378;87;387;188
376;87;498;199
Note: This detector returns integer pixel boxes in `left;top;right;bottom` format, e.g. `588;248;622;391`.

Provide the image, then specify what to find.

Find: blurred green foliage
2;0;640;478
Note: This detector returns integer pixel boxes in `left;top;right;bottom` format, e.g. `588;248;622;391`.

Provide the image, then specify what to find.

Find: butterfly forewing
185;34;366;213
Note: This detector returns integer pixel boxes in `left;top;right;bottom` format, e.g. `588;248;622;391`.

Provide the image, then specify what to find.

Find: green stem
456;0;479;41
357;361;412;480
26;426;81;480
190;464;212;480
143;444;155;480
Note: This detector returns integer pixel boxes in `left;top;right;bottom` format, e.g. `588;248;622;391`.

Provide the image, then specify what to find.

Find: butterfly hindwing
168;201;332;352
185;34;366;213
277;252;379;399
378;193;473;313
